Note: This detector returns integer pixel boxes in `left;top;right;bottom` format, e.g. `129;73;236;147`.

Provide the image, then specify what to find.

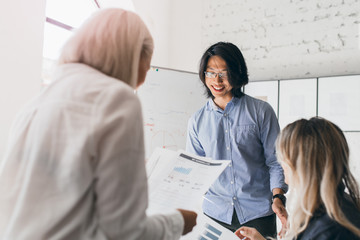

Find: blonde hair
276;117;360;239
58;8;154;88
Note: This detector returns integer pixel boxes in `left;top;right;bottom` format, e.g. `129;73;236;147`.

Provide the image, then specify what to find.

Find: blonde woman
235;117;360;240
0;9;196;239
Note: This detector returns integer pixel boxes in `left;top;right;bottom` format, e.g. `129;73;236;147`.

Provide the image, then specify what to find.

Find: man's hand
272;198;288;238
235;226;266;240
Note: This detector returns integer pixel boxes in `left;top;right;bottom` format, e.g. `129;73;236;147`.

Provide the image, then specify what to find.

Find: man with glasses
186;42;288;239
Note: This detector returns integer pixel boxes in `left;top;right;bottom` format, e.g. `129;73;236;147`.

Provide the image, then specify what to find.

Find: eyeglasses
204;71;228;79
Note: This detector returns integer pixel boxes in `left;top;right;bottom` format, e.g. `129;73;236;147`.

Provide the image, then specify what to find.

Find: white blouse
0;63;184;240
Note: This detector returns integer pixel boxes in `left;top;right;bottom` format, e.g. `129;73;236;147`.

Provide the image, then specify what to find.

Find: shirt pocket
234;124;258;146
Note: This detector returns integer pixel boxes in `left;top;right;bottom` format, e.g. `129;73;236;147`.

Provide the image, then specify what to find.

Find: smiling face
205;56;233;107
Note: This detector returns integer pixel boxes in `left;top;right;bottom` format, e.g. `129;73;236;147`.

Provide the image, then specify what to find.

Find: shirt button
233;197;237;200
231;202;234;206
225;130;228;133
224;113;227;117
228;163;232;167
227;147;230;150
230;181;234;184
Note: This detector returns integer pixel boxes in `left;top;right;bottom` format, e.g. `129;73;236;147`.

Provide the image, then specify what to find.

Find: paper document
181;213;239;240
146;148;230;215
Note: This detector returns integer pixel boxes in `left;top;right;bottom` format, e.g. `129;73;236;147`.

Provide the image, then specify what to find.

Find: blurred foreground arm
93;86;196;239
177;209;198;235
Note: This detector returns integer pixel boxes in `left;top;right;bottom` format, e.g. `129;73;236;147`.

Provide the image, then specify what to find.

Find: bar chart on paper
199;223;223;240
152;155;209;210
181;214;238;240
173;166;192;175
146;148;230;215
164;166;196;188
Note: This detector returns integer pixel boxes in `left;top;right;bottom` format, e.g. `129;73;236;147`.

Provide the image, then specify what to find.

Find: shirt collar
207;97;240;112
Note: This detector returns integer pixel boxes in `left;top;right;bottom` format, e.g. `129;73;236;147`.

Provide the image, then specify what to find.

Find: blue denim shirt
186;95;287;224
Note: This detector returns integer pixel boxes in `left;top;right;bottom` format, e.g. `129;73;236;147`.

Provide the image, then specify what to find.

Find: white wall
0;0;46;159
134;0;203;72
135;0;360;80
201;0;360;81
133;0;172;68
168;0;203;72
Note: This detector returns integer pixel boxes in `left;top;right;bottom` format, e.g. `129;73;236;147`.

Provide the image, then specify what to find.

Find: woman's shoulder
340;193;360;227
298;198;360;240
56;63;137;102
298;214;360;239
55;63;134;90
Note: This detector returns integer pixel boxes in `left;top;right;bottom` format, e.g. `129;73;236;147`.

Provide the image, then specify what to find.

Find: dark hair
199;42;249;98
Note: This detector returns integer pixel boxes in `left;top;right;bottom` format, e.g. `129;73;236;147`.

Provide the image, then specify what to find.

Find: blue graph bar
203;230;219;240
199;223;222;240
173;166;192;175
205;223;222;236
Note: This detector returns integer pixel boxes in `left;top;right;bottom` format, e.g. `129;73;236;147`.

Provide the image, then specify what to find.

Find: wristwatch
272;194;286;207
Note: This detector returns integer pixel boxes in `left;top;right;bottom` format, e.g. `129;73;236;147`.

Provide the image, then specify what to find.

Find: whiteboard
137;68;208;159
278;78;317;129
344;132;360;184
318;75;360;131
244;80;279;117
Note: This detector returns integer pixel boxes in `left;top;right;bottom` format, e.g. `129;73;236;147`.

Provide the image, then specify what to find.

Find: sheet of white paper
181;213;239;240
146;148;230;215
